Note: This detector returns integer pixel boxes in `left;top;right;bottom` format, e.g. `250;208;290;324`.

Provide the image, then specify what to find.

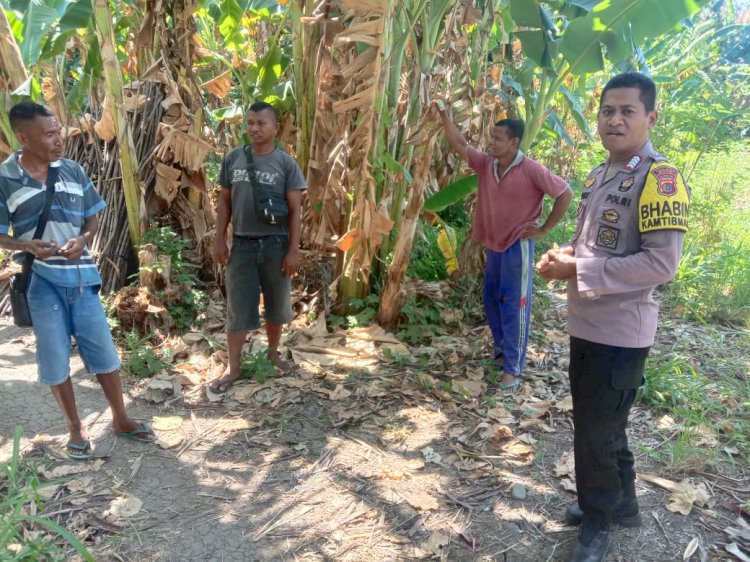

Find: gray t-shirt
218;146;307;236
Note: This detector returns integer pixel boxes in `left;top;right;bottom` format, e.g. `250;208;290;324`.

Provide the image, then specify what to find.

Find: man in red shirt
436;103;573;397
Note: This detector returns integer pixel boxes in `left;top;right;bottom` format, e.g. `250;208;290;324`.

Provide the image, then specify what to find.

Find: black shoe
565;501;642;527
570;523;612;562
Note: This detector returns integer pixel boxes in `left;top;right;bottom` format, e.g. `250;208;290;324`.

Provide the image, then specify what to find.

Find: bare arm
282;189;303;276
213;187;232;265
435;102;469;162
524;186;574;240
0;234;58;259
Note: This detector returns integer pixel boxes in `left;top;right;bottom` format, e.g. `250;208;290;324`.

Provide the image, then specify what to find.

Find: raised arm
434;100;468;162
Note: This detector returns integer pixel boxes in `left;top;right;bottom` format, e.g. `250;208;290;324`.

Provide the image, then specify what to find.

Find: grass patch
0;427;95;561
664;142;750;326
638;353;710;408
639;329;750;469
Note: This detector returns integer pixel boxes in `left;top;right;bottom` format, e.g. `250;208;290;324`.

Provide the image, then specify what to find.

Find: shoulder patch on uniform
639;162;689;233
584;176;595;189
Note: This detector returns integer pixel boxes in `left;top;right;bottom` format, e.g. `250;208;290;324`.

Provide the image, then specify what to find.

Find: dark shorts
225;235;293;333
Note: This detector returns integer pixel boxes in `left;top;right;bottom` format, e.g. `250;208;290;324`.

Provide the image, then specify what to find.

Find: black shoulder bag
9;165;58;327
243;145;289;226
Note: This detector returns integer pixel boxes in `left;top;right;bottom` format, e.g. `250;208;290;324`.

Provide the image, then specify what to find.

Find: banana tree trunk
334;0;396;308
290;0;319;178
92;0;142;248
0;8;29;154
377;120;440;327
0;9;28;90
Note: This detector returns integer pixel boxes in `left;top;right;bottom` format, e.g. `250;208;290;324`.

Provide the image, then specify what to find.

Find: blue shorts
27;274;121;385
225;235;293;333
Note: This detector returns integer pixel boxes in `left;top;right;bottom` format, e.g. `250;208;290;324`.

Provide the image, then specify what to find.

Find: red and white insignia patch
624;155;642;172
651;166;678;197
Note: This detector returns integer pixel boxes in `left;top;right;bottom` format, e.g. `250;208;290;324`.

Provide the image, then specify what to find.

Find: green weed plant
0;427;94;561
240;349;277;384
121;330;172;378
330;292;444;345
141;226;207;332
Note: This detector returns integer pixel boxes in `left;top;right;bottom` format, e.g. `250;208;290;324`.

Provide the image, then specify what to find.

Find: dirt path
1;314;747;561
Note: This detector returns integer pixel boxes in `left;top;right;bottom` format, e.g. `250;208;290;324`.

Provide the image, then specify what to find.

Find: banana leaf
560;0;711;74
423;174;477;212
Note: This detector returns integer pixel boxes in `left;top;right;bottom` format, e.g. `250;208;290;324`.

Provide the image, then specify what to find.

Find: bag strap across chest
20;163;59;273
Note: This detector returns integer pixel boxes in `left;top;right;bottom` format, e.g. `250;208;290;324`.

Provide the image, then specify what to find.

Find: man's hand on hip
522;225;547;240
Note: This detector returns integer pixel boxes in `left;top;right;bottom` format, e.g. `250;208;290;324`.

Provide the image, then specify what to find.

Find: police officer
537;73;690;562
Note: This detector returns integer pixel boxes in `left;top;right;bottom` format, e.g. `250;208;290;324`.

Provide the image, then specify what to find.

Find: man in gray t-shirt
210;102;307;394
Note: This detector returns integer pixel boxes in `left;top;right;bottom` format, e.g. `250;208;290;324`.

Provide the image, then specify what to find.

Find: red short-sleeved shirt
467;147;569;252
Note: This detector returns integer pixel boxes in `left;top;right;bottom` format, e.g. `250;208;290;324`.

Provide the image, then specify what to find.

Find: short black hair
9;102;54;131
247;101;278;122
495;118;524;142
600;72;657;113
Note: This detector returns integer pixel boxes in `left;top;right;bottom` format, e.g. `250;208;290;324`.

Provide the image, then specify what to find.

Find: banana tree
424;0;713;213
192;0;296;149
375;0;464;327
92;0;142;247
643;12;750;171
0;7;27;154
0;0;94;154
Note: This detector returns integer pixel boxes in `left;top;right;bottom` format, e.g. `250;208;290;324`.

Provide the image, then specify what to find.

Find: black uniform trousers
569;336;650;523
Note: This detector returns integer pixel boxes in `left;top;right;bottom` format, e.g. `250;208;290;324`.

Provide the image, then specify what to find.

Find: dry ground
1;291;748;562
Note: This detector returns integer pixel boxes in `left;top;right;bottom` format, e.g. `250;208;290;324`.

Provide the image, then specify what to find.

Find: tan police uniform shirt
567;141;690;348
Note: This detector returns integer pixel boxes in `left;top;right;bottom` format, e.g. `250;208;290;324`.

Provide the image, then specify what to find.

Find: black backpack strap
243;145;259;189
20;163;59;273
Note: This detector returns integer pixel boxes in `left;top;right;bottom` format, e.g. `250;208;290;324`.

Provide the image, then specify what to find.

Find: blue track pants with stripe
483;238;534;377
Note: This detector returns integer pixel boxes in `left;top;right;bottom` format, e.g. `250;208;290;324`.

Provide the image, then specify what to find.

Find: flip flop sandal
499;378;521;400
116;424;156;443
66;440;93;461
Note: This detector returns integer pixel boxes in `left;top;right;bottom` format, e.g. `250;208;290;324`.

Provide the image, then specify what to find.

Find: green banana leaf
423;174;477;213
560;0;710;74
20;0;58;66
257;42;283;92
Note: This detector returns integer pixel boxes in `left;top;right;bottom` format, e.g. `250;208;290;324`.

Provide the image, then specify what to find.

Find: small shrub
141;226;207;332
329;294;380;329
121;330;172;378
240;350;276;384
398;300;442;344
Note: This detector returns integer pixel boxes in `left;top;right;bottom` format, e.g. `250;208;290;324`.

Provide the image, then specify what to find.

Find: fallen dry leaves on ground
9;287;750;561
